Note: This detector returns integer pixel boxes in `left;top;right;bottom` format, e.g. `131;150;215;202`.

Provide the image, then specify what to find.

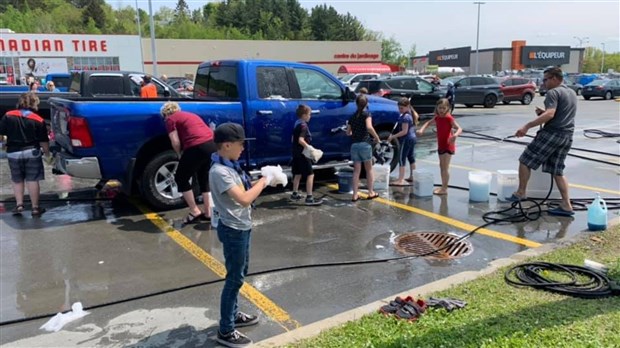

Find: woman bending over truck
160;102;217;225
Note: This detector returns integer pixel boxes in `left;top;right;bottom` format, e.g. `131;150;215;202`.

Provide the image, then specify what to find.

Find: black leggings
175;141;217;193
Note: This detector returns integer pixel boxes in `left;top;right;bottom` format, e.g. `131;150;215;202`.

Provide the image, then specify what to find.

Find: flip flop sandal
506;193;526;202
367;193;380;200
12;204;25;216
547;207;575;216
351;196;361;202
182;212;203;225
395;302;422;322
31;207;46;217
389;183;411;187
405;178;413;183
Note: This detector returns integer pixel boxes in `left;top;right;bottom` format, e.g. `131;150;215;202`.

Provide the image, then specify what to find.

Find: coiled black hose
505;262;620;299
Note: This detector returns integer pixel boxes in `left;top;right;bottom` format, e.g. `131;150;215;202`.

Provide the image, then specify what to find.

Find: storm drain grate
394;232;473;259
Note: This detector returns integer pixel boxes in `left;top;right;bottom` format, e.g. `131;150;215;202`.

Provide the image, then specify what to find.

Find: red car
498;77;536;105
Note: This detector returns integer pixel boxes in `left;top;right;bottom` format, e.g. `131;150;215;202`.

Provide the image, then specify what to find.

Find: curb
255;217;620;347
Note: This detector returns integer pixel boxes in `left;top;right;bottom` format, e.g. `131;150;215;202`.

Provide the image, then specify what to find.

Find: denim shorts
351;142;372;162
7;148;44;183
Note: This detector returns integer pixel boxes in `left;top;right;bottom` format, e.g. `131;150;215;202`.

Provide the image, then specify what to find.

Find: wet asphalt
1;98;619;347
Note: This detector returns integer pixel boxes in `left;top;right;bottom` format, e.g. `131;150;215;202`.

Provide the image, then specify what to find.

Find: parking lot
1;97;619;347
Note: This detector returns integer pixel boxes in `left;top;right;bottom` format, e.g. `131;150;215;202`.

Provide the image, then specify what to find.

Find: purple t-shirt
165;111;213;150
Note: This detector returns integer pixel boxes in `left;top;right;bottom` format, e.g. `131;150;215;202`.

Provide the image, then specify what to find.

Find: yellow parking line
131;199;300;331
326;184;541;248
419;159;620;195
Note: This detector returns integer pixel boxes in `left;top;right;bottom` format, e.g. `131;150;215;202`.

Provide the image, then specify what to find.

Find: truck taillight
68;116;93;148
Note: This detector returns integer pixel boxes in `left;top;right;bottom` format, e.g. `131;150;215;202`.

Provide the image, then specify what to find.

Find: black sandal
12;204;24;216
182;212;203;225
31;207;46;217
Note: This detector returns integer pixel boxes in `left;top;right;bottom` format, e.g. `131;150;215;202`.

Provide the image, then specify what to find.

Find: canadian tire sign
521;46;570;66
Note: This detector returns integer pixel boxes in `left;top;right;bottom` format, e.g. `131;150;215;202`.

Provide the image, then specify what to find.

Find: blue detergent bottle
587;193;608;231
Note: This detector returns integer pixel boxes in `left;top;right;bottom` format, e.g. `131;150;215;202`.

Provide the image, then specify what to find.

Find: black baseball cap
214;123;246;143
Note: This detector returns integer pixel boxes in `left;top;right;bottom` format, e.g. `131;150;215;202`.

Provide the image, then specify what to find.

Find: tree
174;0;190;21
407;44;417;58
381;36;403;65
82;0;105;30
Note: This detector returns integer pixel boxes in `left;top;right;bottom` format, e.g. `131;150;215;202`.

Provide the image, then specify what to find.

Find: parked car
582;79;620;100
339;73;380;90
498;77;536;105
50;60;402;210
354;76;445;114
440;76;503;108
539;78;583;96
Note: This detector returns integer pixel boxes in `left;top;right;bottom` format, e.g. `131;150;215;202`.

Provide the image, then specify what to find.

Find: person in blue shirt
387;98;419;186
445;81;455;112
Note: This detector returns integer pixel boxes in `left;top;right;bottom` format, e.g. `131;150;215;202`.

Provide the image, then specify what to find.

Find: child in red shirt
417;98;462;195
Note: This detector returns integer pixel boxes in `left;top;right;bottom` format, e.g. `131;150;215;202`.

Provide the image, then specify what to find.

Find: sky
109;0;620;54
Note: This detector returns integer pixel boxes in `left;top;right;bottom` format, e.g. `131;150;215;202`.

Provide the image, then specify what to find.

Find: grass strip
289;226;620;348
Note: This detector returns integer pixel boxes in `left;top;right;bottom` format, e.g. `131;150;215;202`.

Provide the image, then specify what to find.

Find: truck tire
139;150;196;210
378;130;400;172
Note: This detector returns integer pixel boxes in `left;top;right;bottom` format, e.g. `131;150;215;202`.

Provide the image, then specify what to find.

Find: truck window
257;67;292;99
90;75;125;96
194;66;238;101
293;68;341;100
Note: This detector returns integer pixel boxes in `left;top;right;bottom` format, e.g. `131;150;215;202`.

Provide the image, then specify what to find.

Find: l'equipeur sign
521;46;570;66
428;46;471;67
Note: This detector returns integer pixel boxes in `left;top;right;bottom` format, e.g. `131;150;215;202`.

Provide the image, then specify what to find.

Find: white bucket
526;167;561;199
469;171;492;202
373;164;390;191
496;170;518;201
413;170;434;197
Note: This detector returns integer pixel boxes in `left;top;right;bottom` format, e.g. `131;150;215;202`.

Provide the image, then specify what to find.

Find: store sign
521;46;570;66
333;53;380;60
0;34;140;59
428;46;471;67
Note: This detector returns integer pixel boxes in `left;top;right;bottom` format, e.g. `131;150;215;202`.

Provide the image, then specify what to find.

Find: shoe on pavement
305;196;323;206
216;330;252;348
234;311;259;327
289;192;303;201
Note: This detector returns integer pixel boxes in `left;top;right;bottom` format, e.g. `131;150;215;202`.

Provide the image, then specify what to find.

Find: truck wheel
140;150;194;210
378;130;400;172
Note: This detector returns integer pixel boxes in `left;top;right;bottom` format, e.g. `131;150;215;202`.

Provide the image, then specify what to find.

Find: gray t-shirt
209;163;252;230
543;84;577;133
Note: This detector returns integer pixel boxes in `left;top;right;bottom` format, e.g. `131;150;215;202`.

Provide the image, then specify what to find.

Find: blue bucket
336;171;354;193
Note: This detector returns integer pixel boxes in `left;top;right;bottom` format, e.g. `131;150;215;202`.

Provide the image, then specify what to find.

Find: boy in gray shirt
209;123;276;348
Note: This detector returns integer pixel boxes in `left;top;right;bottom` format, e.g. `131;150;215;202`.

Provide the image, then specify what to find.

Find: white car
339;73;380;90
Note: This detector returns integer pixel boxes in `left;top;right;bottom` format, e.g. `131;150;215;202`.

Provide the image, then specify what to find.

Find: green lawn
288;226;620;348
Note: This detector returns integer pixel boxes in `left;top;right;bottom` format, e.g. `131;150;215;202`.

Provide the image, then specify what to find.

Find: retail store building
1;33;383;83
411;41;584;74
0;33;142;84
140;39;383;78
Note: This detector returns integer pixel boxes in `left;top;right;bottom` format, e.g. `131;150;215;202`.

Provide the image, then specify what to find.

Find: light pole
474;2;485;75
601;43;606;73
148;0;158;77
573;36;589;48
135;0;144;71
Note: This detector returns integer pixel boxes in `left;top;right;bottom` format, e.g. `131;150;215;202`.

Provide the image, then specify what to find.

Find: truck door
245;66;298;166
290;67;354;161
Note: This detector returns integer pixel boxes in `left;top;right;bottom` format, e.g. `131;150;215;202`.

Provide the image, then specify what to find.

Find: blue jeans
217;223;252;334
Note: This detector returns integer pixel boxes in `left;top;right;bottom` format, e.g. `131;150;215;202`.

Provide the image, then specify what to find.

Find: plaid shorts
519;130;573;176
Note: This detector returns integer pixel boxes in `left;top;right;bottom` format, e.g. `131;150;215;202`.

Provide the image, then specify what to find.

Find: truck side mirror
344;88;356;101
454;82;461;88
163;88;170;97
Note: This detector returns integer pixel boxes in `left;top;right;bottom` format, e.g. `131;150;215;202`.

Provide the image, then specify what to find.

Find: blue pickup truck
50;60;401;210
